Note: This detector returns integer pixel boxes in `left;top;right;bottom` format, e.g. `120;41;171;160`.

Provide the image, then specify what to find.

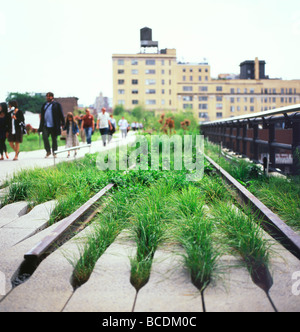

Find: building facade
112;29;300;122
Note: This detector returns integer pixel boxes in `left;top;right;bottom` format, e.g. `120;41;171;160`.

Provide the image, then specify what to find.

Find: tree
6;92;45;113
113;105;125;116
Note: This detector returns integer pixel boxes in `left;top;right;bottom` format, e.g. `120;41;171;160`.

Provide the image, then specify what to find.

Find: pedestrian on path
77;114;86;143
97;107;112;146
81;108;94;145
118;116;129;138
108;114;116;143
0;102;9;160
38;92;65;158
64;112;79;158
7;100;25;161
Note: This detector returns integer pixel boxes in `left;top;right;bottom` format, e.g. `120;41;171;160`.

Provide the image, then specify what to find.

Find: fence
200;104;300;175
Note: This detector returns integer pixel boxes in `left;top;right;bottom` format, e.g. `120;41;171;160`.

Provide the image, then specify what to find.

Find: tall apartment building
112;28;300;122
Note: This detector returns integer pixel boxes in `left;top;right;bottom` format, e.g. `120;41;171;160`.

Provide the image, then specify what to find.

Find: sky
0;0;300;106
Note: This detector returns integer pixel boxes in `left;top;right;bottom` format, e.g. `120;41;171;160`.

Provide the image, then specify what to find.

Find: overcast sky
0;0;300;106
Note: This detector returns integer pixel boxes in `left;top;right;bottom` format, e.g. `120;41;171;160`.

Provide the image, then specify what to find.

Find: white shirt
97;112;110;129
118;119;128;130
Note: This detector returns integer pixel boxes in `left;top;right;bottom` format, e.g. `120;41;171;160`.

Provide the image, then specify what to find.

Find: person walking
78;114;86;143
81;108;94;145
64;112;79;158
38;92;65;158
108;114;116;143
7;100;25;161
0;102;9;160
97;107;112;146
118;116;129;139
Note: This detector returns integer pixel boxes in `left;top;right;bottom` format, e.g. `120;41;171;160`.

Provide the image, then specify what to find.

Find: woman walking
0;102;9;160
7;100;25;161
64;112;79;158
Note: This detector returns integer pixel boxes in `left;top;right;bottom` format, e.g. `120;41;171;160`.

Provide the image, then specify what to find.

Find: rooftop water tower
140;27;158;52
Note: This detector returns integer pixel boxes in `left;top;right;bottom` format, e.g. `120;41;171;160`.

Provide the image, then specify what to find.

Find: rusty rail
24;183;114;261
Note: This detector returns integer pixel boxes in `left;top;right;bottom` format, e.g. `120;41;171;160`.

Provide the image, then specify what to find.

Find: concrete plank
0;201;29;228
0;200;56;252
64;230;136;312
204;255;274;312
134;247;203;312
0;223;93;312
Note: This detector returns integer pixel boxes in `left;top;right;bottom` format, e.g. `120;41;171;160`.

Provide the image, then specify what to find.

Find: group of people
0;92;138;161
0;100;25;161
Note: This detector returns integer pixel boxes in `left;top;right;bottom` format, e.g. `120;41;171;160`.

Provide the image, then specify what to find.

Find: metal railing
200;104;300;175
53;144;91;165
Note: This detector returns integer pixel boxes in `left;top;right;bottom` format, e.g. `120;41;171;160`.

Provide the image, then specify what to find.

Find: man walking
97;107;112;146
118;116;129;138
38;92;65;158
81;108;94;145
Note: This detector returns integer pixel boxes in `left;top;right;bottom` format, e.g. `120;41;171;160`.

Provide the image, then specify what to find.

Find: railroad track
0;158;299;312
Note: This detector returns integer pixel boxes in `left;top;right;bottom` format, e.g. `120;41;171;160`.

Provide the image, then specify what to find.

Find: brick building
55;97;79;117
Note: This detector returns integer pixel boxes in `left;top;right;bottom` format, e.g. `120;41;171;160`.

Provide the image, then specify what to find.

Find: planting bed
0;134;299;312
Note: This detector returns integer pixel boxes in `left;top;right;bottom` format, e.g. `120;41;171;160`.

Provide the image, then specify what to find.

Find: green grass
205;139;300;231
212;200;274;293
170;185;221;294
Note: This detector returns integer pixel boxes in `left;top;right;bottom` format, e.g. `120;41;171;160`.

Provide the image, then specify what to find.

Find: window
199;96;208;101
132;90;138;94
132;79;138;85
216;112;223;118
118;59;124;65
183;86;193;91
146;89;156;94
183;96;193;101
183;104;193;109
199;104;208;109
230;88;235;93
118;100;125;105
199;112;208;118
183;76;186;81
131;60;138;65
132;100;138;105
230;106;234;112
146;59;155;65
118;89;125;94
131;69;138;74
216;86;222;91
118;79;124;85
230;97;235;103
216;96;223;101
190;76;193;81
146;79;156;85
198;76;202;81
250;97;254;103
250;106;254;112
199;86;208;91
216;103;223;110
146;99;156;105
118;69;124;74
146;69;156;74
250;88;254;93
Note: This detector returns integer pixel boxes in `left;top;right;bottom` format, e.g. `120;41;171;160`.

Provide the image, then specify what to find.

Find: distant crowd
0;92;143;161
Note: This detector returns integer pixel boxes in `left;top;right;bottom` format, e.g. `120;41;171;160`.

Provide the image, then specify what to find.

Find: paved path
0;132;136;186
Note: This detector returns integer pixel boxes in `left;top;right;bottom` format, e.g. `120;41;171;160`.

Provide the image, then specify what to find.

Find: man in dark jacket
38;92;65;158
